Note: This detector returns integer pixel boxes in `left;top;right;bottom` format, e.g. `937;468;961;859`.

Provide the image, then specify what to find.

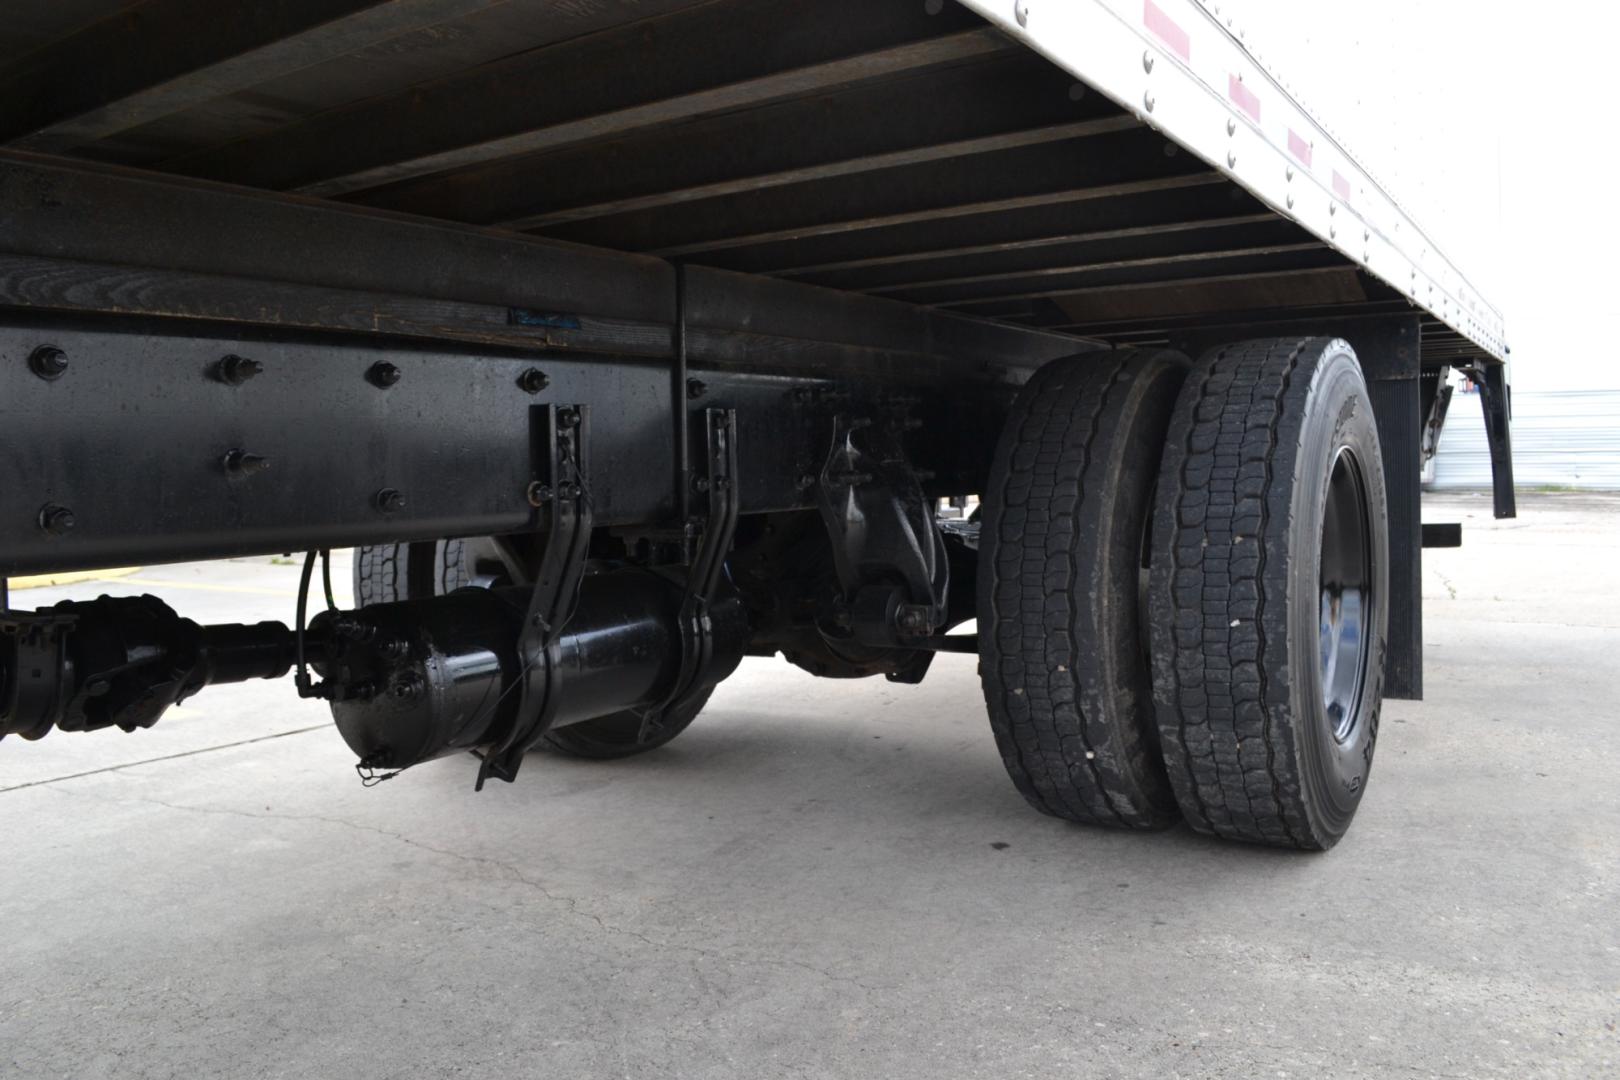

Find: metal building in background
1433;390;1620;491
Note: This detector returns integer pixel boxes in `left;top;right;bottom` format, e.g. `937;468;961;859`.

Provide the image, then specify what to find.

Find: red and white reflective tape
1287;129;1312;167
1143;0;1191;60
1227;74;1261;122
1332;171;1352;203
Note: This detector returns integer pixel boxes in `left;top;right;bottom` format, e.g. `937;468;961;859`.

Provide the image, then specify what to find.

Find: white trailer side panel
955;0;1506;361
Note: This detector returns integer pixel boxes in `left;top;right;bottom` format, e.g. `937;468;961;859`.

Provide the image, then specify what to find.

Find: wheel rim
1318;446;1374;743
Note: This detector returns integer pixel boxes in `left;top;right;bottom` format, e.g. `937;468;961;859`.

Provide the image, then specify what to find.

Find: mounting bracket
476;403;593;788
638;407;740;741
814;411;948;652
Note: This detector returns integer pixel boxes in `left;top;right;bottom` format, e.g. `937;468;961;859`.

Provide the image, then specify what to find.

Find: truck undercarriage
0;0;1513;848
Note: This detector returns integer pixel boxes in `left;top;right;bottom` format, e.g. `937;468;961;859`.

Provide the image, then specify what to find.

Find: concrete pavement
2;493;1616;1079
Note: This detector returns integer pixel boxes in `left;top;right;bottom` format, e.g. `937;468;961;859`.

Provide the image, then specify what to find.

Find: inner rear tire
979;349;1187;830
352;539;469;605
1149;337;1389;850
352;540;711;759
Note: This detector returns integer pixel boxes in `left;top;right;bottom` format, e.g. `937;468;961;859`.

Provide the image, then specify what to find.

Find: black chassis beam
0;152;1085;576
0;312;1019;574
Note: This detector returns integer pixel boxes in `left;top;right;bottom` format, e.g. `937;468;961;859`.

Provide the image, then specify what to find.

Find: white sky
1221;1;1618;390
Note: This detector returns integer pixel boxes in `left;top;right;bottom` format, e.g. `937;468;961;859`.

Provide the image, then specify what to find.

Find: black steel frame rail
0;150;1082;577
0;151;1084;373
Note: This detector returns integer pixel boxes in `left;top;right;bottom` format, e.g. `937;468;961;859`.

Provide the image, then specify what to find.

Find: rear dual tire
979;338;1388;849
1150;338;1388;849
979;349;1185;829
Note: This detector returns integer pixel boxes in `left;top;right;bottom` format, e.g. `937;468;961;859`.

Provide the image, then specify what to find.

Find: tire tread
981;349;1182;830
1151;337;1339;847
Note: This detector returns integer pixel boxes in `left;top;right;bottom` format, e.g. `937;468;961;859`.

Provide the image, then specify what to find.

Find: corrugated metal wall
1431;388;1620;491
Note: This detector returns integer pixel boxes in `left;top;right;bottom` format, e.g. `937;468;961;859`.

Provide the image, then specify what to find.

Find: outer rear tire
979;349;1187;830
1149;337;1389;850
352;540;711;759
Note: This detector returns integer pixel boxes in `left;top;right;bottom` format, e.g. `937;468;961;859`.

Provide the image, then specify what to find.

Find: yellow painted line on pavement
9;567;142;589
120;577;299;598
